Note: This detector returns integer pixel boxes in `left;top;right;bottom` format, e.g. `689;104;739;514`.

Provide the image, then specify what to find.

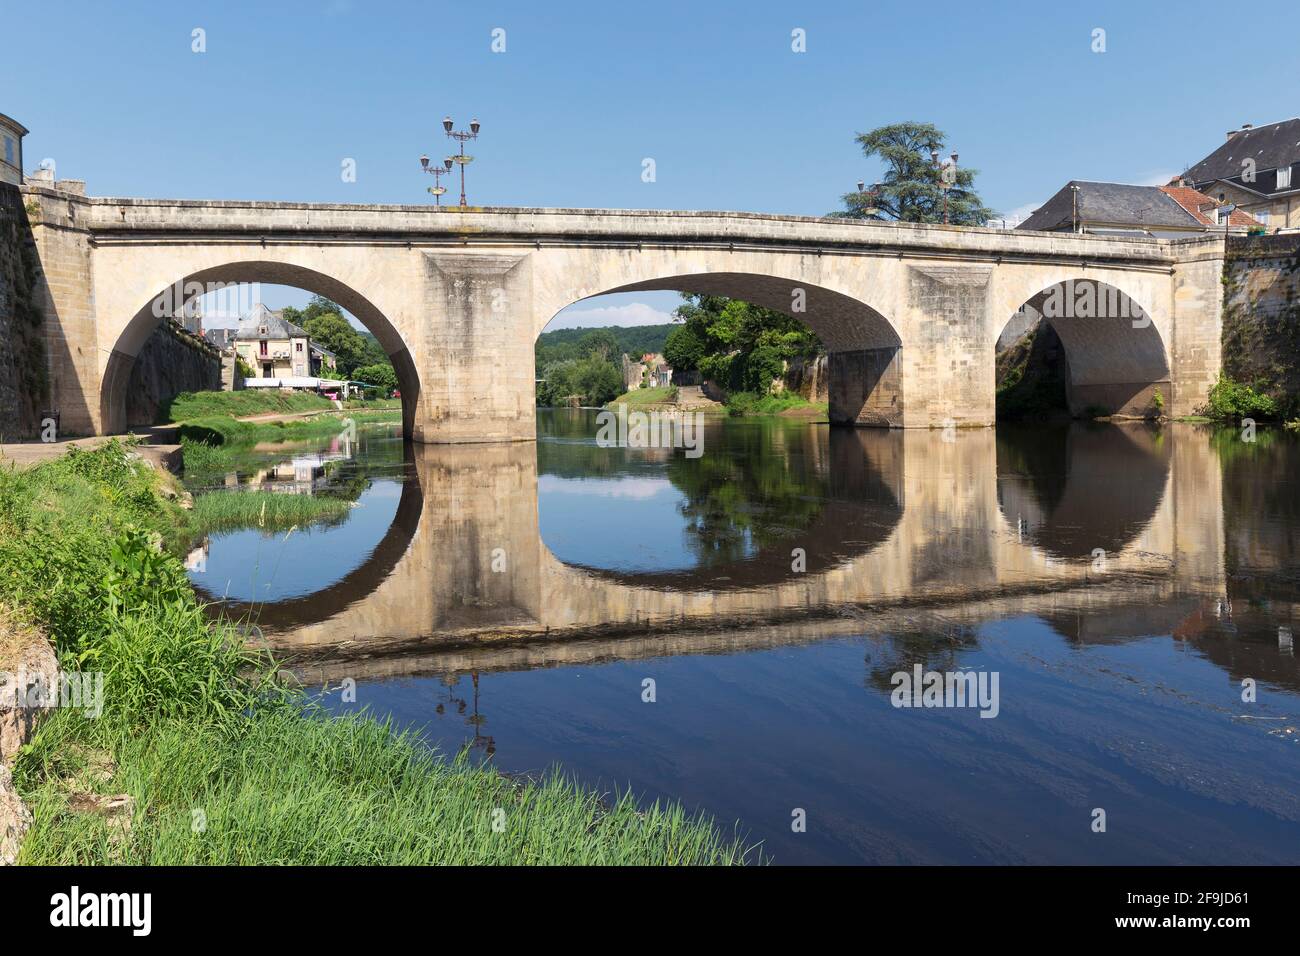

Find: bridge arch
995;423;1172;561
542;269;905;426
995;277;1171;419
102;259;421;439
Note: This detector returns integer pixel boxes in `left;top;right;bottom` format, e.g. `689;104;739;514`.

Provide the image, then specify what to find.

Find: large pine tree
833;122;997;226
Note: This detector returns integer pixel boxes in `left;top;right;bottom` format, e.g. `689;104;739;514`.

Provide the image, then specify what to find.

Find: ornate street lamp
419;154;453;205
856;180;883;218
442;116;481;207
930;148;959;224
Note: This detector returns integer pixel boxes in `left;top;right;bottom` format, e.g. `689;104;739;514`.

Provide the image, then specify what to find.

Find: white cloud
539;475;674;499
546;301;674;330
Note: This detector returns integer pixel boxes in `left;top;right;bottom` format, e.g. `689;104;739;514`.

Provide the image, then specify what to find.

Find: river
184;411;1300;864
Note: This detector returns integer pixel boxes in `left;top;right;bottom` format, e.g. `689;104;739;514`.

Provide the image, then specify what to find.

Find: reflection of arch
553;272;904;427
1000;280;1169;418
543;429;905;590
996;424;1170;560
192;452;424;629
102;260;421;438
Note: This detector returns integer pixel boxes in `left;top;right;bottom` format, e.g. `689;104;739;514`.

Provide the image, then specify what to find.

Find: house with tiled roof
1182;119;1300;230
232;304;315;380
1017;180;1252;236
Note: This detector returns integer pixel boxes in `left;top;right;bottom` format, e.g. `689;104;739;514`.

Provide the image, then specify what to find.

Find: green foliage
282;296;391;379
535;323;675;369
663;323;707;372
607;385;678;407
537;355;624;407
577;328;619;362
190;491;352;533
724;391;824;417
4;441;752;866
165;389;333;423
832;121;997;225
1203;375;1279;421
671;294;822;395
352;362;398;395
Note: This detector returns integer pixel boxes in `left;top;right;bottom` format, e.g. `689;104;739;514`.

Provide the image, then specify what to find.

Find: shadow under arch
1000;279;1170;418
544;428;906;591
101;260;421;439
558;271;905;426
995;423;1171;560
191;446;425;629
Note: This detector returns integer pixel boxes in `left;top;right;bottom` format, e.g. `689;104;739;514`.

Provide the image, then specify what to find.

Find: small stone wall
125;319;222;426
1223;234;1300;415
0;185;48;438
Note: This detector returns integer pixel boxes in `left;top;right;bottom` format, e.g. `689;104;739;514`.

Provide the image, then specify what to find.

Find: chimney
1226;122;1254;141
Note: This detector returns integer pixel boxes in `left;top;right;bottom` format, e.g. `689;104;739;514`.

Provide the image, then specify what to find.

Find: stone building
1184;119;1300;231
233;303;336;380
0;113;26;187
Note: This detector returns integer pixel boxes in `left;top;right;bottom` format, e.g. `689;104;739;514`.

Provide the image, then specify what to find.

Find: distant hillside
537;323;676;359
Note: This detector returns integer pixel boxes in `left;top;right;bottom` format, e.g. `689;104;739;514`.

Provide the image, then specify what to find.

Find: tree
282;296;391;378
832;122;997;226
536;355;623;407
671;293;822;394
353;362;398;395
664;323;706;372
577;328;620;362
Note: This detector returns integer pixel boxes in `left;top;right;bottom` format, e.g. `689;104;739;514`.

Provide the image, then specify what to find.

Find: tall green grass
165;390;333;422
726;391;826;417
190;491;353;533
3;441;753;865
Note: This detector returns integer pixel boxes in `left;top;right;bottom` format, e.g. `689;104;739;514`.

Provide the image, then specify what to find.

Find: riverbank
602;385;825;419
724;391;827;418
167;389;401;479
1;441;750;864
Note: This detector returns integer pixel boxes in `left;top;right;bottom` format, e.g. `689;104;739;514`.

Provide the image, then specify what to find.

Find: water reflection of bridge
236;424;1227;661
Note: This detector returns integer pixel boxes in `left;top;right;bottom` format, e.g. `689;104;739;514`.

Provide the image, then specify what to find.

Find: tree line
281;295;398;393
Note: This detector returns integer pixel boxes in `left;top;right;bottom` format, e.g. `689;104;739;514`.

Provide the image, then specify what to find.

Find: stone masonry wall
125;319;222;426
1223;234;1300;418
0;185;49;438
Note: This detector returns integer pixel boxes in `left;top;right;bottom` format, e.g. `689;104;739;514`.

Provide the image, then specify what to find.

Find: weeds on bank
2;441;752;865
190;491;352;533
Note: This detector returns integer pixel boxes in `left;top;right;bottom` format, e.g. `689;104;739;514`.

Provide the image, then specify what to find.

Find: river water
185;411;1300;864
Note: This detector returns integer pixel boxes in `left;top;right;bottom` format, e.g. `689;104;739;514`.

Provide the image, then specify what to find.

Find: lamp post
856;180;883;218
930;148;959;224
443;116;480;207
419;154;453;205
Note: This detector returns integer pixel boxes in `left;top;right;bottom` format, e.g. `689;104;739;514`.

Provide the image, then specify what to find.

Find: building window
1254;207;1270;225
295;341;303;352
1278;167;1292;190
3;137;12;165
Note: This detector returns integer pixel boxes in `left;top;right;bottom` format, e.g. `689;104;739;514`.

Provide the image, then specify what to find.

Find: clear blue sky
6;0;1293;328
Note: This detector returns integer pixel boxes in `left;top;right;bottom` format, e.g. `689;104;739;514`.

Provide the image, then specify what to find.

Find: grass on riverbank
189;490;354;533
165;390;335;422
2;441;752;865
725;391;827;418
606;385;678;407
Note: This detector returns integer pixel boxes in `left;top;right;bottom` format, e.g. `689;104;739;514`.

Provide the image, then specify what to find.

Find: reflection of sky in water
326;616;1300;865
191;478;403;602
538;474;706;573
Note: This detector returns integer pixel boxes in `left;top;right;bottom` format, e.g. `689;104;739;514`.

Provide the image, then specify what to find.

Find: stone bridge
22;186;1227;441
